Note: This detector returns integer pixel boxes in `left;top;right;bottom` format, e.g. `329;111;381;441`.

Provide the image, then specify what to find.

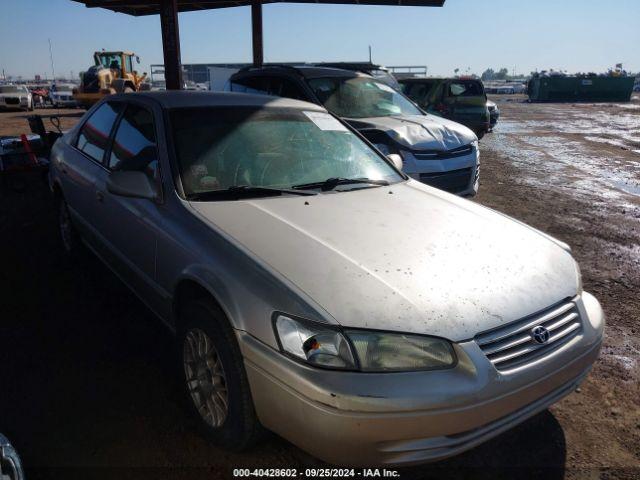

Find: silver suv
49;91;604;466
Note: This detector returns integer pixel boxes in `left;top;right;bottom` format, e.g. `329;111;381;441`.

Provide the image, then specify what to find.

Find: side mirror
387;153;403;171
107;170;158;200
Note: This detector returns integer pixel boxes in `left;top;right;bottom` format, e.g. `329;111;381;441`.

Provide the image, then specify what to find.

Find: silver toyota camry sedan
49;91;604;466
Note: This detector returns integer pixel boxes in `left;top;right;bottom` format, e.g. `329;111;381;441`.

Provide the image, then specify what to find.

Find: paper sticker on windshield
303;111;348;132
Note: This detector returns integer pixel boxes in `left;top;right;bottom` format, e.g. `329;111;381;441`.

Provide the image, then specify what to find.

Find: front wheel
178;298;262;451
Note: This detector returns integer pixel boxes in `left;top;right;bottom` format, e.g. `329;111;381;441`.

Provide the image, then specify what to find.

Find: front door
92;101;166;313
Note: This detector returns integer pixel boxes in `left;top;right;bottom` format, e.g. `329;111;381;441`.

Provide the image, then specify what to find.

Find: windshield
170;107;403;199
98;53;121;69
0;86;21;93
307;77;422;119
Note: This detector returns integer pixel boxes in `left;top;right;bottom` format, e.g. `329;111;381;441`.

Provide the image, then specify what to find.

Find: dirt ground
0;106;83;136
0;95;638;479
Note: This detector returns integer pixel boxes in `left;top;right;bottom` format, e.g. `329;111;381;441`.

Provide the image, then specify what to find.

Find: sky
1;0;639;80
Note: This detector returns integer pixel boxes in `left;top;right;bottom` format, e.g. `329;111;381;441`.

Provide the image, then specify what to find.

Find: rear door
61;101;122;244
445;80;488;123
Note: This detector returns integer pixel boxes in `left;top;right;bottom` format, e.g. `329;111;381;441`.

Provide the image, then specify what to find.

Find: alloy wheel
183;328;229;428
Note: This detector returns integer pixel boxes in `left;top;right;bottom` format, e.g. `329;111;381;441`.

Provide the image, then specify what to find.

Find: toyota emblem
531;326;550;344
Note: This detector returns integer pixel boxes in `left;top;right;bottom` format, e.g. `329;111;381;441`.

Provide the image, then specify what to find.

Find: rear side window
76;102;121;163
403;81;436;103
108;104;158;180
228;75;306;100
448;81;484;97
228;76;270;95
272;78;306;100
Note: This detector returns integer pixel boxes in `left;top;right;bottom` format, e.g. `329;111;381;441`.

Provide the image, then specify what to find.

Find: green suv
400;78;491;138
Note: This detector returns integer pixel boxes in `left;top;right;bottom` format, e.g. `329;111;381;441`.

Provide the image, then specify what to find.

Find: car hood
345;114;477;151
189;182;579;342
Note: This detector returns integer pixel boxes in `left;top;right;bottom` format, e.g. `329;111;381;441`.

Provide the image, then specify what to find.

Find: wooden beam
159;0;183;89
251;0;263;67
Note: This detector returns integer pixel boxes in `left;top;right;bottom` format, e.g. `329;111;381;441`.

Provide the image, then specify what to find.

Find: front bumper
0;97;29;110
402;147;479;197
239;292;604;466
489;112;500;128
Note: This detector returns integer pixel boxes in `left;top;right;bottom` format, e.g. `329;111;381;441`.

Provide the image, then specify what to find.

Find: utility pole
368;46;372;63
48;38;56;81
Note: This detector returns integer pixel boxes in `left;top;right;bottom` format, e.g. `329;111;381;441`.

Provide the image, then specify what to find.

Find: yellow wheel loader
73;51;149;109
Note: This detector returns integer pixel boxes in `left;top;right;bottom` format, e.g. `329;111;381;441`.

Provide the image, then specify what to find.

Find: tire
178;298;261;451
58;197;83;257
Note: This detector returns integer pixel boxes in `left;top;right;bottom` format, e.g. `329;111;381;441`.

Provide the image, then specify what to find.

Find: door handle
55;157;68;174
96;190;104;203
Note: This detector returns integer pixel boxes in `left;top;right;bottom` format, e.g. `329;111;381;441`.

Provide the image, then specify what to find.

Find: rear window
76;102;121;163
448;81;484;97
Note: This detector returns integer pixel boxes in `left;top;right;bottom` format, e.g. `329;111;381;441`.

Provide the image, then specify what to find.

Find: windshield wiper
293;177;389;192
187;185;317;201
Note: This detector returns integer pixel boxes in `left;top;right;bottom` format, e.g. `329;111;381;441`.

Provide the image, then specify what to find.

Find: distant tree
494;68;509;80
481;68;495;80
454;68;460;76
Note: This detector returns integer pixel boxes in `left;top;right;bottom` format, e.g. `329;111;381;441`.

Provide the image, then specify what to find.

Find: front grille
475;298;582;372
419;167;472;193
413;144;473;161
5;97;20;105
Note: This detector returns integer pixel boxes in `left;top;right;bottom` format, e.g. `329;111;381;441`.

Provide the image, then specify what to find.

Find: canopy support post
160;0;183;89
251;1;264;67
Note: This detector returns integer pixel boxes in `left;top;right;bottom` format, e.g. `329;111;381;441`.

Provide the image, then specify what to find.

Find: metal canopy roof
73;0;445;16
71;0;445;90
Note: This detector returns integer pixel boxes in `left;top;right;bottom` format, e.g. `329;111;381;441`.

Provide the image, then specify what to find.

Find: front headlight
275;315;356;369
346;330;455;371
274;314;456;372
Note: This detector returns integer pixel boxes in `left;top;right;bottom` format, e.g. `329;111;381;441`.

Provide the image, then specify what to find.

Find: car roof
109;90;328;111
400;77;482;83
234;65;362;80
399;77;445;83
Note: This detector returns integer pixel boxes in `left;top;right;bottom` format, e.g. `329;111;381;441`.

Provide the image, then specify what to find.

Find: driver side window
108;104;159;182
